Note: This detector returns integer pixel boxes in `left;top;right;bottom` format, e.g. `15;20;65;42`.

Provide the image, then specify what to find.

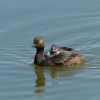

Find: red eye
53;49;56;50
38;42;40;44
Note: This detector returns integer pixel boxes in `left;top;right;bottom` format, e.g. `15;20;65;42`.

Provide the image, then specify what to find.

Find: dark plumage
33;36;85;66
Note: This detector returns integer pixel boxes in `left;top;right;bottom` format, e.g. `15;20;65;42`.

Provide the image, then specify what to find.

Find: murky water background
1;0;100;100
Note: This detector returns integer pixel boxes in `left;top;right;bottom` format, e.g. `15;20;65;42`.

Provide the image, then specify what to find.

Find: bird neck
36;48;44;56
34;48;44;64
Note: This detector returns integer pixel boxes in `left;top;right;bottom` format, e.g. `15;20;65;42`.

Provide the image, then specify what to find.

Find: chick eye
38;42;40;44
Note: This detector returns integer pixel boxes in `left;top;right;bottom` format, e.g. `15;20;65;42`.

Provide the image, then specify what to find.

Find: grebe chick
45;44;60;58
45;44;74;58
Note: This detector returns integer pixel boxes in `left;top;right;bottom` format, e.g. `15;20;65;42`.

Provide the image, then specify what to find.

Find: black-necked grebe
33;36;85;66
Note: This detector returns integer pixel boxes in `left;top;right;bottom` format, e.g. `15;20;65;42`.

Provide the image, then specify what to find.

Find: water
0;0;100;100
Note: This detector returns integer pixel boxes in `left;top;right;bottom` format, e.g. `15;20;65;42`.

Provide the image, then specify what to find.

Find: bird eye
38;42;40;44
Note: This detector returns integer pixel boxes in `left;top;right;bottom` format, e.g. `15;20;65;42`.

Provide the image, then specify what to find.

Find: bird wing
50;51;79;64
59;47;75;51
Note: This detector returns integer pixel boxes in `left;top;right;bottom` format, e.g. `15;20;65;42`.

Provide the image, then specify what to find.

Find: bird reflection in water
34;65;45;93
34;63;84;93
